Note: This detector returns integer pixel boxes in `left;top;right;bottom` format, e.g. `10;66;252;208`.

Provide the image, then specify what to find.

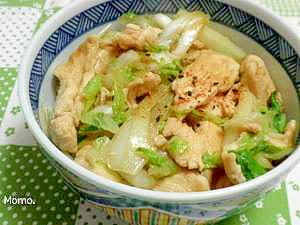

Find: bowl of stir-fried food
19;0;300;223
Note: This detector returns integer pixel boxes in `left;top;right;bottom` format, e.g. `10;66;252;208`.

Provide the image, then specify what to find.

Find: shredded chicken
113;24;161;51
240;55;276;105
127;72;161;107
153;170;210;192
172;50;240;111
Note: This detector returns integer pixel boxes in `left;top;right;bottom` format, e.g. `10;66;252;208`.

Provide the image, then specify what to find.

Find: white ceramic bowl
19;0;300;223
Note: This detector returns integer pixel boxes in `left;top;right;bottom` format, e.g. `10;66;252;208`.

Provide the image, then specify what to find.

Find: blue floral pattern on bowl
28;0;300;223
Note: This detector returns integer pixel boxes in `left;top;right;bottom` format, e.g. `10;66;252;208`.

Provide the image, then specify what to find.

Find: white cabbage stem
154;13;172;28
172;21;202;58
159;17;190;47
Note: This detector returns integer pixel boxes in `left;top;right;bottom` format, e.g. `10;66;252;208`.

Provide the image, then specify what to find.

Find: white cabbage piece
198;26;246;62
153;13;172;28
105;114;151;175
120;170;156;189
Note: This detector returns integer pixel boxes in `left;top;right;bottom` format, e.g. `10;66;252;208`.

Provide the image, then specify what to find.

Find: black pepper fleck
156;115;161;122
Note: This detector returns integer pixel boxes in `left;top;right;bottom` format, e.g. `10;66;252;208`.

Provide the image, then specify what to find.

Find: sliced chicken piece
94;49;112;76
50;113;78;153
266;120;297;149
196;121;224;159
51;37;107;153
240;55;276;105
201;169;214;185
200;83;240;118
74;144;93;169
222;151;246;184
213;174;232;189
163;118;223;171
163;117;204;170
73;48;111;124
191;40;206;50
113;24;161;51
172;50;240;111
182;49;202;66
182;41;206;66
153;170;210;192
127;72;161;107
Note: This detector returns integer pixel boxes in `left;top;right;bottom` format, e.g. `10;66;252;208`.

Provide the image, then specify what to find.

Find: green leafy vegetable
234;149;266;180
230;133;292;180
122;12;137;20
166;136;189;155
157;120;166;134
82;75;102;112
136;147;177;178
114;66;135;88
202;152;221;169
270;92;281;112
112;85;128;125
103;50;140;89
78;124;100;136
199;110;228;126
269;92;287;133
159;59;182;82
273;111;287;133
118;12;156;28
81;111;119;134
145;44;169;53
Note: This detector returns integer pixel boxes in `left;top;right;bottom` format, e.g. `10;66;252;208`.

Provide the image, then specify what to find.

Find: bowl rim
18;0;300;203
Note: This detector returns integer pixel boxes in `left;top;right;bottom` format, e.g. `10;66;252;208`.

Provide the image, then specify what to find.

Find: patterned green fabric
260;0;300;16
0;145;79;225
0;69;17;126
0;0;299;225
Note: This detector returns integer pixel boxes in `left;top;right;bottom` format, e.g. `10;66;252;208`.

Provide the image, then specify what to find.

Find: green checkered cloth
260;0;300;16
